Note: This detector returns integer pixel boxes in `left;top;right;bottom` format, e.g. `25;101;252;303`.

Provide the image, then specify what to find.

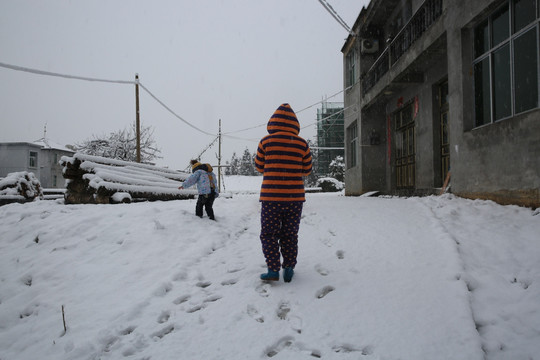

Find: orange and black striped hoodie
255;103;312;202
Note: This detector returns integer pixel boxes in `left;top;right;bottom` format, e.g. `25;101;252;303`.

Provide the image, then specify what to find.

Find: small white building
0;139;74;189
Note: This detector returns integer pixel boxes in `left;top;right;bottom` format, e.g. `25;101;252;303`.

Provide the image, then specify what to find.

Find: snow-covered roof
33;137;74;152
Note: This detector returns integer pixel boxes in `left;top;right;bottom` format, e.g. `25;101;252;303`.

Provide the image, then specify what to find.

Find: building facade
0;139;74;189
343;0;540;208
316;101;345;176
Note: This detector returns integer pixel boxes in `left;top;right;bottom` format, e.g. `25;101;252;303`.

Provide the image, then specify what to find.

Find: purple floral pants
259;201;303;272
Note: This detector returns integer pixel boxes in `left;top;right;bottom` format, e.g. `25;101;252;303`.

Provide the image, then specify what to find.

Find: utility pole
218;119;222;192
135;73;141;163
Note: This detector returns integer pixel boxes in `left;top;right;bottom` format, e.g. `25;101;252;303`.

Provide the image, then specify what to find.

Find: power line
221;103;354;145
0;61;135;84
295;86;351;114
1;60;354;143
222;123;266;135
223;86;351;136
137;83;216;137
317;0;354;35
184;135;220;171
222;134;259;142
0;61;217;137
303;104;356;129
311;146;344;150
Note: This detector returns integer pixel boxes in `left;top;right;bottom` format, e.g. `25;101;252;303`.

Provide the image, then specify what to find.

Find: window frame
472;0;540;127
346;121;358;169
29;151;38;169
346;49;357;87
393;103;416;189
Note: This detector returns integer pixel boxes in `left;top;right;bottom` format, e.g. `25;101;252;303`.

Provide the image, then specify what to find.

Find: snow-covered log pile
60;153;196;204
0;171;43;206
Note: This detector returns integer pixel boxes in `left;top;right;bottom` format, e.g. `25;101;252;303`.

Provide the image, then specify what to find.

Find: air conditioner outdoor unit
361;39;379;54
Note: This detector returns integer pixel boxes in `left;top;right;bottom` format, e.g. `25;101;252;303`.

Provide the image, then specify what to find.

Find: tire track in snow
415;197;486;357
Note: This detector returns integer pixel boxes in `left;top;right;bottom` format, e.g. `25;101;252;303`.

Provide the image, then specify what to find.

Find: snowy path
0;193;538;360
295;195;483;359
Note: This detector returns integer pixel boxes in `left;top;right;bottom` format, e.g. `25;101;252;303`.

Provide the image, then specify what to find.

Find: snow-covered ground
221;175;263;194
0;177;539;360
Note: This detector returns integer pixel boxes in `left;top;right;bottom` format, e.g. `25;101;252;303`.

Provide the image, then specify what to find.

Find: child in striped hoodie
255;103;312;282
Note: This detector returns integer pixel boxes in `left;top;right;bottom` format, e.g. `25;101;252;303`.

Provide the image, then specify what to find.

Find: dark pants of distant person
196;191;216;220
260;202;303;272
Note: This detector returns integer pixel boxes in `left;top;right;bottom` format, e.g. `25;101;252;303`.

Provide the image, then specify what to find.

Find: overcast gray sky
0;0;368;170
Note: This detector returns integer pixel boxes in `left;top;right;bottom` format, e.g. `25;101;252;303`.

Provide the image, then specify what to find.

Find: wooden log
65;178;95;204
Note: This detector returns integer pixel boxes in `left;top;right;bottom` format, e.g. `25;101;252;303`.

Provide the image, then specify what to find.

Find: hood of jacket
192;162;213;173
267;103;300;135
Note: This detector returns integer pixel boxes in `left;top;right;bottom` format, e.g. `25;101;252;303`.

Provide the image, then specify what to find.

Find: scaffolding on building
316;101;344;176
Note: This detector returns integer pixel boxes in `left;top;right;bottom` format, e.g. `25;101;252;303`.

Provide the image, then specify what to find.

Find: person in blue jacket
179;160;219;220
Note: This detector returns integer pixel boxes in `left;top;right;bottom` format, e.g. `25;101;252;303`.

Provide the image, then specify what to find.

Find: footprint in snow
21;274;32;287
185;295;222;314
336;250;345;259
196;281;212;289
316;286;335;299
153;220;166;230
255;283;271;297
186;304;206;313
276;301;290;320
153;282;173;297
204;294;222;303
119;326;136;336
100;334;120;353
122;348;136;357
289;315;303;334
247;304;264;323
151;324;174;340
157;310;170;324
227;266;245;273
121;332;148;358
315;264;329;276
332;343;374;355
172;270;188;282
221;278;238;286
173;294;190;305
265;336;295;358
264;336;321;358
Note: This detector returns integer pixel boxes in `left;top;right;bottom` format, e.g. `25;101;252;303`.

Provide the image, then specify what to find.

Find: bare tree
75;123;161;163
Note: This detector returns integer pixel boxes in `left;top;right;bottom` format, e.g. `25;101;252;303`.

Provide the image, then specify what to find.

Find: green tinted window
514;0;537;33
493;44;512;120
474;58;492;126
514;28;539;113
492;5;509;46
475;20;490;57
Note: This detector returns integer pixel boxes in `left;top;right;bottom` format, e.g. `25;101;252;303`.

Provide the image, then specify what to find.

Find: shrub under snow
316;177;344;192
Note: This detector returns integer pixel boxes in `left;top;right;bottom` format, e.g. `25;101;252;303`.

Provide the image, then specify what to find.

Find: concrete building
342;0;540;208
0;139;74;189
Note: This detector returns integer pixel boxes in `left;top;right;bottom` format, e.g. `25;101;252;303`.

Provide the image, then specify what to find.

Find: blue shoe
283;267;294;283
260;270;279;281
